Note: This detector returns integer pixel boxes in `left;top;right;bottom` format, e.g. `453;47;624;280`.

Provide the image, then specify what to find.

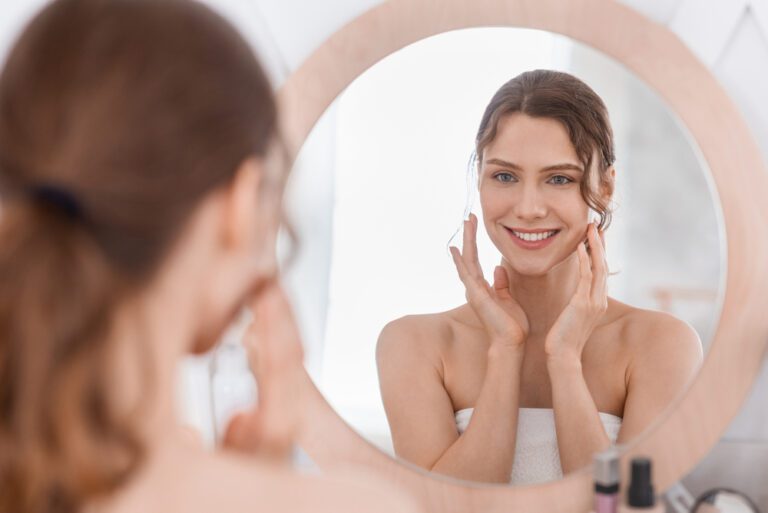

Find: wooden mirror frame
278;0;768;511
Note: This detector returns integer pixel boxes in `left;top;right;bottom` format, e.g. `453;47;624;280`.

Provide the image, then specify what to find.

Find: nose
513;182;548;221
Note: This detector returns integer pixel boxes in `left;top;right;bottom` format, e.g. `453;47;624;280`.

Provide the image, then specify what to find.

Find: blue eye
494;172;516;183
548;175;573;185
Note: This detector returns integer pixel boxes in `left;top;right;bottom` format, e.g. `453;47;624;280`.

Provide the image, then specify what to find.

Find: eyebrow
485;158;584;173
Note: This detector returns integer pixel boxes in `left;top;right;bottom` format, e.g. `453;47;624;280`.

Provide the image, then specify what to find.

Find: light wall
1;0;767;504
211;0;768;503
241;4;768;504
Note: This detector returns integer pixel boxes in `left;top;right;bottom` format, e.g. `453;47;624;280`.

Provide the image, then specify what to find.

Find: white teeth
512;230;557;242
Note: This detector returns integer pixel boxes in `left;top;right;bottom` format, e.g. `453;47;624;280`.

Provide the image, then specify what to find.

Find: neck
108;269;200;452
501;252;580;337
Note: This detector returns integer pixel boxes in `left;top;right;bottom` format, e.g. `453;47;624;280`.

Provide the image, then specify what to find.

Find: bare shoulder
129;450;421;513
213;454;422;513
607;298;703;368
376;308;459;364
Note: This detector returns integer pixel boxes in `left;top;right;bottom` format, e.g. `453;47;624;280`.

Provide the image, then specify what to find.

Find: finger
450;245;470;285
470;215;491;285
251;284;304;374
241;285;305;461
462;215;483;281
587;224;608;302
461;219;473;265
585;223;598;269
222;410;261;453
576;241;592;298
223;408;293;460
452;245;492;304
493;266;511;300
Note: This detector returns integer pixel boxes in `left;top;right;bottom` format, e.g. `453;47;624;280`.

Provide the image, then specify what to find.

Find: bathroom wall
1;0;767;503
208;0;768;503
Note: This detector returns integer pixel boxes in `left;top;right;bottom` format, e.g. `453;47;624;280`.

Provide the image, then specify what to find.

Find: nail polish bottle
594;449;620;513
619;458;664;513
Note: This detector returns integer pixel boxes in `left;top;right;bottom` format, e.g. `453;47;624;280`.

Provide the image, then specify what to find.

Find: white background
2;0;767;506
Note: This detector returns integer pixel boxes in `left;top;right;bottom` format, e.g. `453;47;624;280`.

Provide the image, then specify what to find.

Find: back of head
0;1;277;511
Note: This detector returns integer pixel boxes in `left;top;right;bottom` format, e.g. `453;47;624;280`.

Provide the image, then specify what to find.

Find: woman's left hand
544;223;608;365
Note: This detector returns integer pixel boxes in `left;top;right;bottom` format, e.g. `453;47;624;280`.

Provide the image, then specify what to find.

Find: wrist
546;353;583;374
487;341;525;361
489;330;526;348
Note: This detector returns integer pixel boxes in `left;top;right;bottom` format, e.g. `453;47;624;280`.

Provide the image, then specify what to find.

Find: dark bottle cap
628;458;655;508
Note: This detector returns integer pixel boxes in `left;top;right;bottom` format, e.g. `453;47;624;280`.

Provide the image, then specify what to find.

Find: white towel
454;407;622;485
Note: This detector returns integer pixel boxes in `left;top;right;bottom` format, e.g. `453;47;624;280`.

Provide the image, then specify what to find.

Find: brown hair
475;69;616;229
0;1;279;512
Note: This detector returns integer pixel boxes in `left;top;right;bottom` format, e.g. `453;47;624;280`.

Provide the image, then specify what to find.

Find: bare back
89;443;419;513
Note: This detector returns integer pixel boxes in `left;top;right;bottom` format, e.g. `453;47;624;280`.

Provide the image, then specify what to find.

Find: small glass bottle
619;458;664;513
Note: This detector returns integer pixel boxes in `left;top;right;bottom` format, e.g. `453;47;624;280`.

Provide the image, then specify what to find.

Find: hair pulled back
0;1;278;512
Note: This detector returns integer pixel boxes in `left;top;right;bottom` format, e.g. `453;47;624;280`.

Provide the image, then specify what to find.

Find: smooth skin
92;158;420;513
377;113;703;483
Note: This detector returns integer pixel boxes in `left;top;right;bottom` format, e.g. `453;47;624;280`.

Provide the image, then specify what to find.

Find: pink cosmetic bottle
594;449;620;513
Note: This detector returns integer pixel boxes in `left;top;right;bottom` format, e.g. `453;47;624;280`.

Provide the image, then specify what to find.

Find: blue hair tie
30;184;82;219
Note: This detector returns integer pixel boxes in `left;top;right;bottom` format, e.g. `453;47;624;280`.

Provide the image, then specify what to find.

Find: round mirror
290;27;723;485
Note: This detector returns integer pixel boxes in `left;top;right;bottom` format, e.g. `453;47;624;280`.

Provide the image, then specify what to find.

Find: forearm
430;345;523;483
548;357;611;473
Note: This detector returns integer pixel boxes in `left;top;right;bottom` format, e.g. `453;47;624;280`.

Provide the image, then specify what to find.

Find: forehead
484;113;580;166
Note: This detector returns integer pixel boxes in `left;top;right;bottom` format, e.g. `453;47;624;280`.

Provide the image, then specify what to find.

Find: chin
188;332;220;356
189;308;234;355
502;243;578;277
188;295;247;356
505;257;557;277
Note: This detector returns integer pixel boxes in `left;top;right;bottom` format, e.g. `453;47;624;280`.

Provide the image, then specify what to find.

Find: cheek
479;191;506;237
552;192;590;247
556;190;590;224
479;186;510;216
252;204;280;274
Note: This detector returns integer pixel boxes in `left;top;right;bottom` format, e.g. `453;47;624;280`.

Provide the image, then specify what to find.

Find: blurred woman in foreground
0;1;418;512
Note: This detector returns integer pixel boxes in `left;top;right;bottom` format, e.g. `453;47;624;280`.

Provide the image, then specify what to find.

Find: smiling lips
505;227;560;249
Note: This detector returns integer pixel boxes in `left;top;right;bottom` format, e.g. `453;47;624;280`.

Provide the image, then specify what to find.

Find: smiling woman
301;27;723;487
277;0;768;510
376;69;703;485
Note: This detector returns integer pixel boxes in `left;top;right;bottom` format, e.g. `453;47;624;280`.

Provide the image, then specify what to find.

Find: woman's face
479;113;596;277
190;155;283;355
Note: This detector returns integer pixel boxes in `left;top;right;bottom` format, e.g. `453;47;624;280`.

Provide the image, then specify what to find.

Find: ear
600;165;616;201
220;157;263;250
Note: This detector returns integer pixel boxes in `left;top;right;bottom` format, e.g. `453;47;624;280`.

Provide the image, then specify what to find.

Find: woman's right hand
450;213;529;349
222;282;305;460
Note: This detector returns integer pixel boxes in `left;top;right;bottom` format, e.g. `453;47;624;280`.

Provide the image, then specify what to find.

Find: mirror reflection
294;28;723;485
